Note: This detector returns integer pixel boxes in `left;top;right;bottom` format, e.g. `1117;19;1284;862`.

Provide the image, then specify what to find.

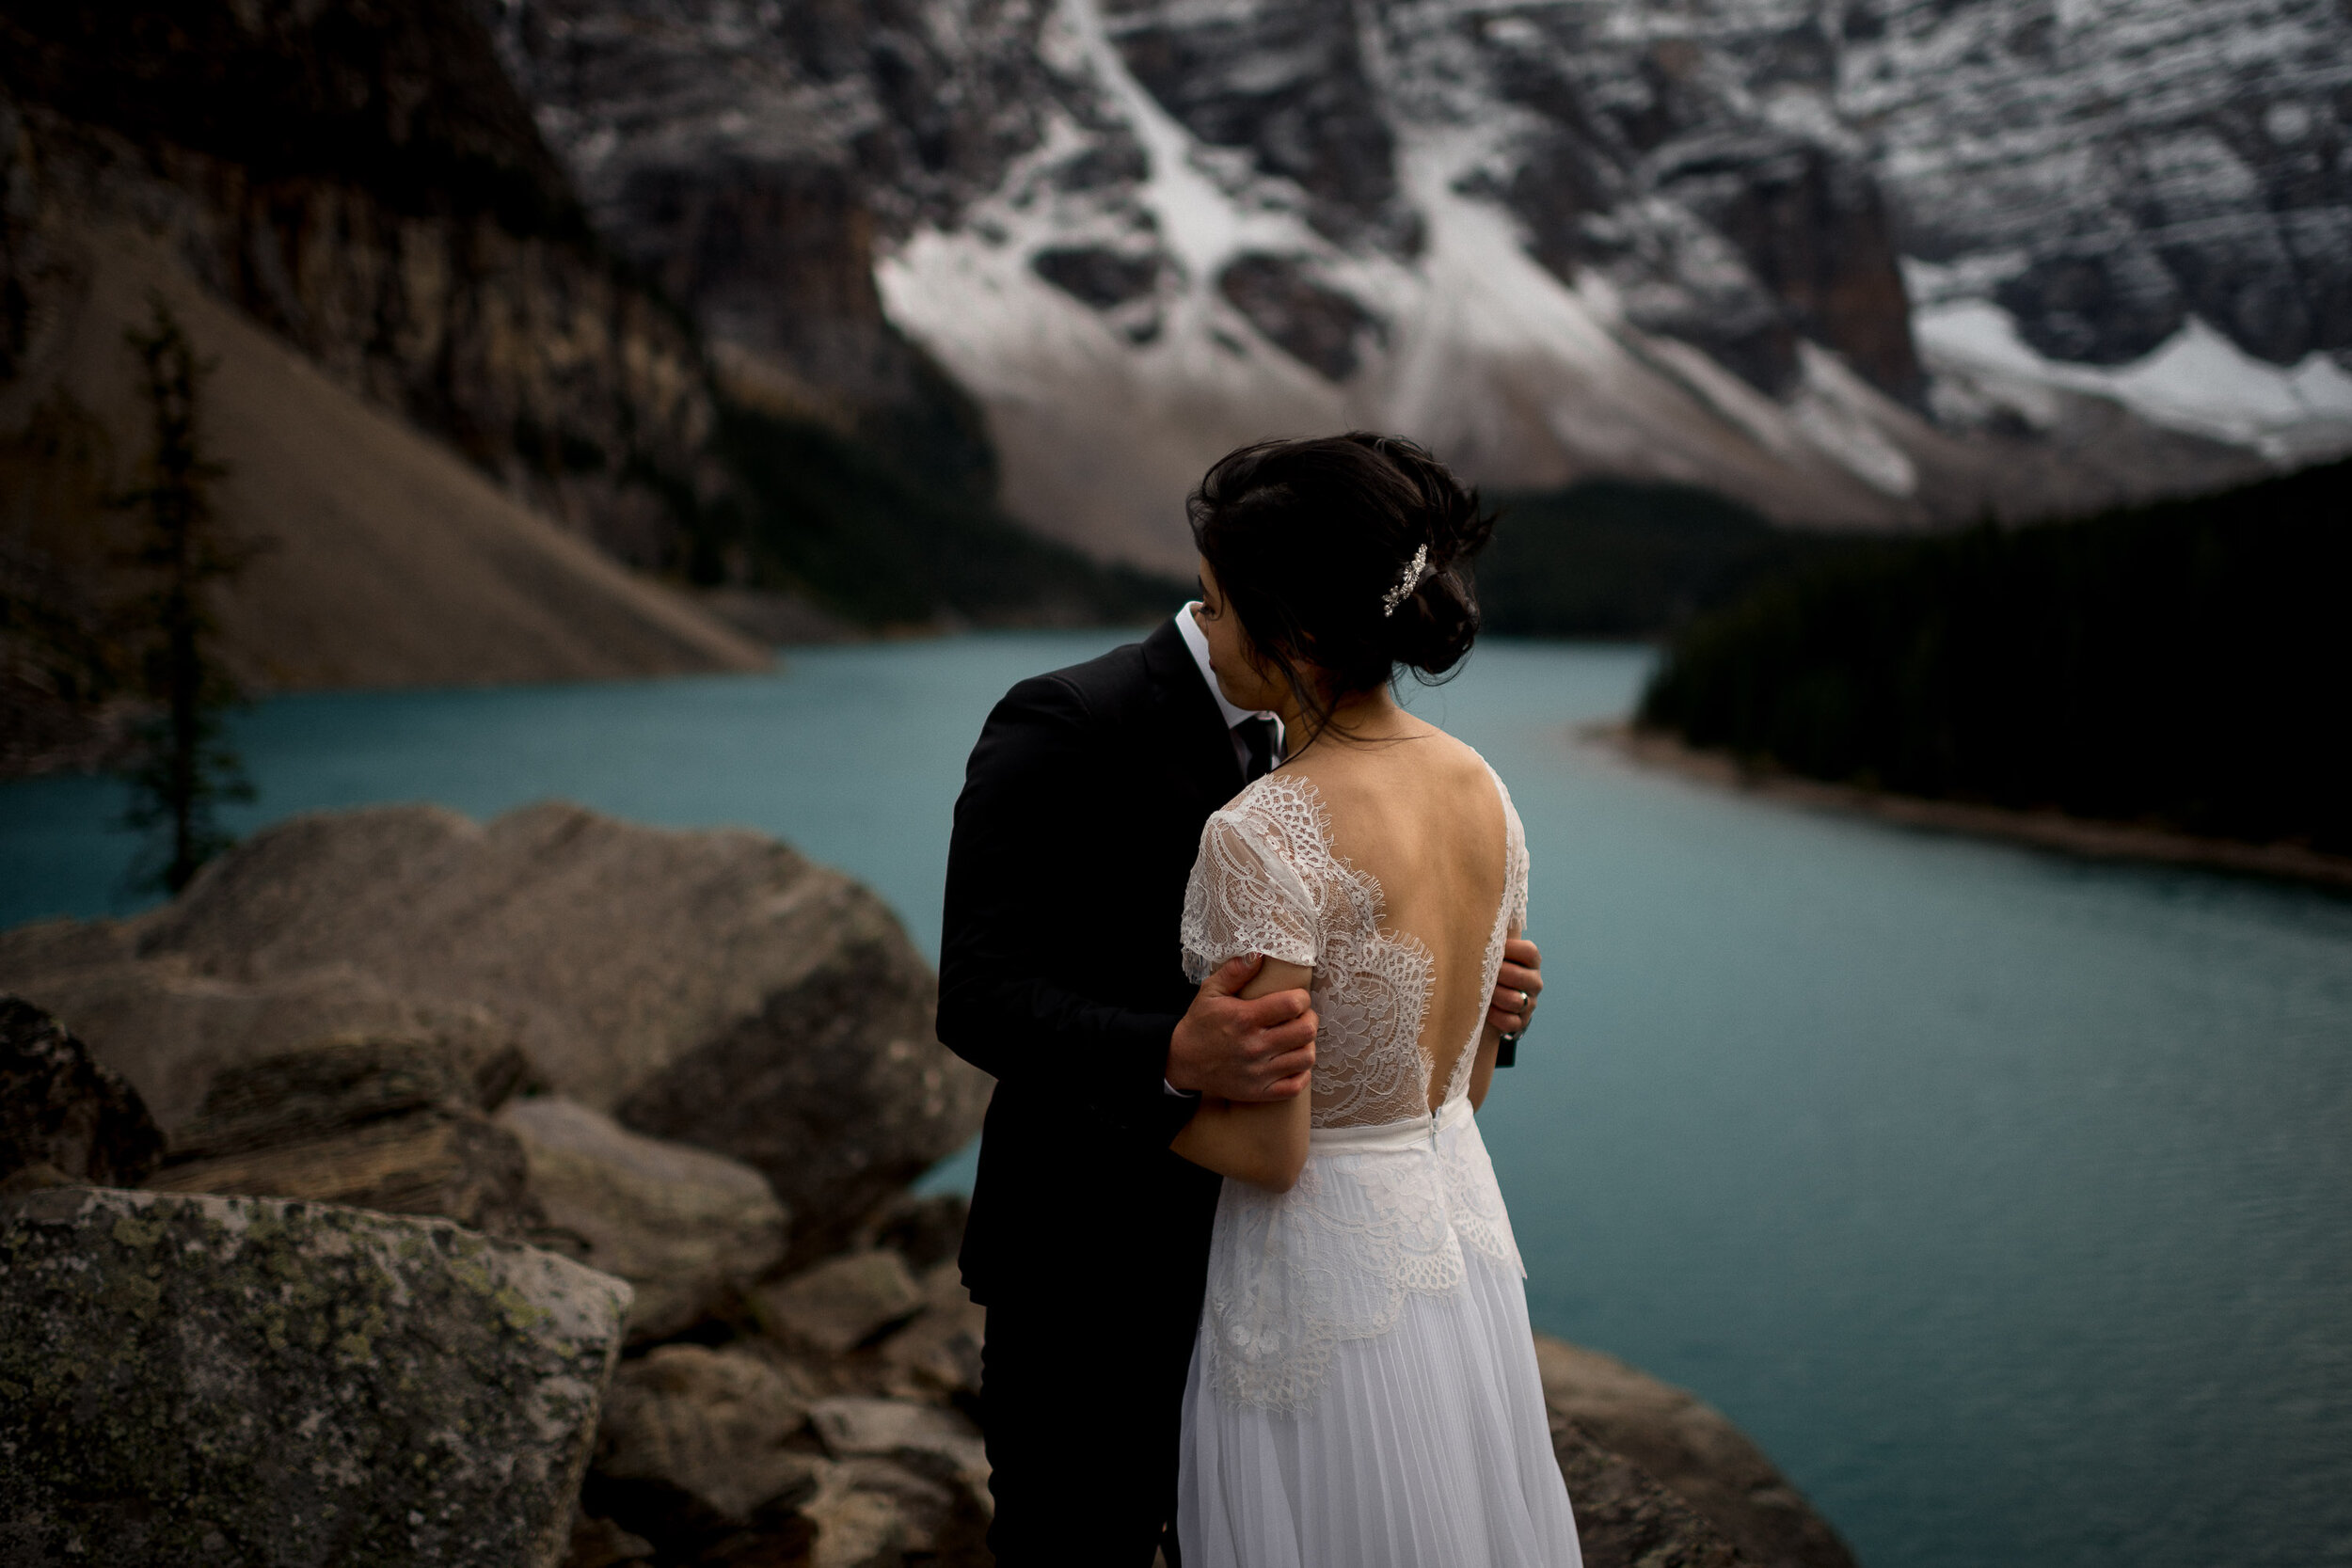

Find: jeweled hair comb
1381;544;1430;617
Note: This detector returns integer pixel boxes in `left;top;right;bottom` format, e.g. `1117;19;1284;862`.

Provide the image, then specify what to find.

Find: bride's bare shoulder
1280;718;1492;807
1410;718;1492;778
1375;715;1492;791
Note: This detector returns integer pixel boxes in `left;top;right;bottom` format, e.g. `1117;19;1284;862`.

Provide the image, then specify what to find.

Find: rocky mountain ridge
2;0;725;566
1842;0;2350;376
485;0;2352;571
1;0;1193;772
0;0;789;753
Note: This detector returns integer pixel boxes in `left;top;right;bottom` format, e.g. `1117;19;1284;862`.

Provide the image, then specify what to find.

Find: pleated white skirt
1176;1105;1582;1567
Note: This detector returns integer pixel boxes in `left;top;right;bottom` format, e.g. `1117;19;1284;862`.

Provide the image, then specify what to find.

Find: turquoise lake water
4;634;2348;1568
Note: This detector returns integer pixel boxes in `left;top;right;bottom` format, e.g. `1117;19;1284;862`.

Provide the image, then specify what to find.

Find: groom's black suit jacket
938;618;1234;1309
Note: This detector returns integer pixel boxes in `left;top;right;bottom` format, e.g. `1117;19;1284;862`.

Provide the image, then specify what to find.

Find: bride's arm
1170;956;1314;1191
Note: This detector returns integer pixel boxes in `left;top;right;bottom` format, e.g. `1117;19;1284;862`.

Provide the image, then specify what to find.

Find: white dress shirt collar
1176;602;1279;733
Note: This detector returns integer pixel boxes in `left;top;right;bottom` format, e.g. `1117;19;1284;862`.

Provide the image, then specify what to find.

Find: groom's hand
1167;955;1317;1102
1486;937;1544;1036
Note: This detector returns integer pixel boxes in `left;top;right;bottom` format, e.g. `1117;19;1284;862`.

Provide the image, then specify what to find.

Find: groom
938;604;1544;1565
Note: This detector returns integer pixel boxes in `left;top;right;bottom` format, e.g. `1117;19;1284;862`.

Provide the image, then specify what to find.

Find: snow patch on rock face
1788;347;1921;499
876;0;1350;566
1919;301;2352;464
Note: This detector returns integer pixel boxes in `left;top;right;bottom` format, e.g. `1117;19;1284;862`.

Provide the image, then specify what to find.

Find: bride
1168;434;1582;1566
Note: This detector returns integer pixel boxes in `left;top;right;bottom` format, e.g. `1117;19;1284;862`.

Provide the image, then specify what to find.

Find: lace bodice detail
1180;765;1529;1127
1180;755;1534;1414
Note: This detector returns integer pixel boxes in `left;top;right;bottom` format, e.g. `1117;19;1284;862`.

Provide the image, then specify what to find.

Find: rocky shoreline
1593;723;2352;895
3;802;1858;1566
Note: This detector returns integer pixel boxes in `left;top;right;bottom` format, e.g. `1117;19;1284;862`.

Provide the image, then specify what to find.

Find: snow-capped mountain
1841;0;2352;464
487;0;2351;571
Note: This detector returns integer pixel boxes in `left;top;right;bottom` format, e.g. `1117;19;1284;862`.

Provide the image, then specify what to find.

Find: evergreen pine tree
117;295;252;893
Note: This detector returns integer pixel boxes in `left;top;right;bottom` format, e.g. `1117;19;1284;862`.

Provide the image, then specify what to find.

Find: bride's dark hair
1188;432;1494;747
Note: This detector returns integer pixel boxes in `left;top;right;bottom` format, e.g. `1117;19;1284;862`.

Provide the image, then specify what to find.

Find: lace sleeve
1180;805;1321;983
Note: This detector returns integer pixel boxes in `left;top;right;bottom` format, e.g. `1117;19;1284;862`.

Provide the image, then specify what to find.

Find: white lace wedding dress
1175;763;1582;1566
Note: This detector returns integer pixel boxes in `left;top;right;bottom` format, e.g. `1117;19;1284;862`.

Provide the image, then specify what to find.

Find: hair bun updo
1187;432;1497;731
1365;437;1492;677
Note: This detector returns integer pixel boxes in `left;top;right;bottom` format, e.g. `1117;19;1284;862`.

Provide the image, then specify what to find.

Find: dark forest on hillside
1636;459;2352;852
1476;481;1854;638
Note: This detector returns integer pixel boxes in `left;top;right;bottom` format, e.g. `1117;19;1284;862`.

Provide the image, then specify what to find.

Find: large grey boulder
1537;1335;1858;1568
143;1038;542;1239
612;927;972;1260
497;1095;789;1342
112;801;944;1114
145;1105;541;1236
0;1185;630;1568
0;802;990;1251
0;995;162;1188
166;1036;536;1160
0;954;515;1139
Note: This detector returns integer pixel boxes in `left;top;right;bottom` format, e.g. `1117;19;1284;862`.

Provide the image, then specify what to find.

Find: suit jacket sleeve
937;673;1192;1138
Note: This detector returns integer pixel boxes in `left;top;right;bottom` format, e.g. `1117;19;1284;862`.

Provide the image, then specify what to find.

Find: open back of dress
1178;762;1528;1126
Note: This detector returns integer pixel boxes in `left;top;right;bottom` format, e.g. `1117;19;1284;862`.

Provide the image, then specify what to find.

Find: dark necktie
1237;716;1278;781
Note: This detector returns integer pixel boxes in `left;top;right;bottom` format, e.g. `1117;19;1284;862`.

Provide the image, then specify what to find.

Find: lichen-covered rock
755;1250;925;1356
0;995;161;1187
1536;1336;1857;1568
497;1095;789;1342
0;1185;630;1568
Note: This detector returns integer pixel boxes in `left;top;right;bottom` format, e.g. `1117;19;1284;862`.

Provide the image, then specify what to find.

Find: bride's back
1273;719;1510;1117
1180;429;1516;1126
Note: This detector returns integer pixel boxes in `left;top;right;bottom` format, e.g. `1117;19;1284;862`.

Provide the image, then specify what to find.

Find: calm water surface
5;635;2348;1568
